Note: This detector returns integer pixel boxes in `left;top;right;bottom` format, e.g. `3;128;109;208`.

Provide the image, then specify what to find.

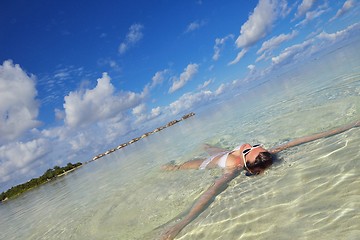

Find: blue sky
0;0;359;191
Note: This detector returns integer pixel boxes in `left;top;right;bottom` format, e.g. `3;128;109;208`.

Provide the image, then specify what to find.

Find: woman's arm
160;168;240;240
269;120;360;154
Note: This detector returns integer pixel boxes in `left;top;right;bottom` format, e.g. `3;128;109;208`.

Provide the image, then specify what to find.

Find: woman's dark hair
245;152;273;175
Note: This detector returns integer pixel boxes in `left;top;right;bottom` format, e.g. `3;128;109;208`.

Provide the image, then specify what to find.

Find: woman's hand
160;223;185;240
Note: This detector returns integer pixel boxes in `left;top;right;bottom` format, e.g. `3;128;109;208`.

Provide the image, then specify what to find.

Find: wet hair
245;152;273;176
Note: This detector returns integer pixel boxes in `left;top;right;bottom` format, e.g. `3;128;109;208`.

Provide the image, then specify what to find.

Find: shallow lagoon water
1;39;360;240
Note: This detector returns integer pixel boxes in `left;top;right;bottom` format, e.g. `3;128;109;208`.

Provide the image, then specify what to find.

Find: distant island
0;162;82;202
1;112;195;203
87;112;195;163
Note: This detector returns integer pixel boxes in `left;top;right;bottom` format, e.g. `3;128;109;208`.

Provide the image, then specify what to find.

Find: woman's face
240;143;272;175
240;143;268;164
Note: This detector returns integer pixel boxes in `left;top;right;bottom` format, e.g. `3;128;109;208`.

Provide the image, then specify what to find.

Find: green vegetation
0;162;82;202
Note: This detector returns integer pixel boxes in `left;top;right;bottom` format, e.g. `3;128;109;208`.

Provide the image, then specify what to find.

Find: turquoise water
1;38;360;240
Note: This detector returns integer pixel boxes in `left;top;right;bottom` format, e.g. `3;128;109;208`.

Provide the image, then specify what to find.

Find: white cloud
257;30;298;55
295;0;316;18
119;23;144;54
317;22;360;41
169;63;199;93
185;20;206;33
198;78;213;90
228;48;248;65
271;23;360;66
142;69;169;98
132;103;162;124
256;53;267;63
63;72;143;128
295;3;330;27
43;111;132;156
235;0;288;49
97;114;131;145
232;0;289;64
54;71;70;80
212;34;234;61
0;138;50;184
132;103;146;116
97;58;122;72
150;107;161;117
0;60;40;144
271;39;313;65
214;84;226;95
53;66;84;81
168;80;241;115
150;69;169;89
330;0;356;21
69;132;91;151
247;64;256;72
278;0;292;17
169;90;213;114
255;30;298;62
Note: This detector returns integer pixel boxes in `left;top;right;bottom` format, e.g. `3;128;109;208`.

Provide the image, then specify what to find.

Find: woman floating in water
160;120;360;240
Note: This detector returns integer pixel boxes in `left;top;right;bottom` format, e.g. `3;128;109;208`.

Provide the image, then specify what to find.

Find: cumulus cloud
132;103;146;116
330;0;356;21
63;72;143;128
295;0;316;18
212;34;234;61
169;63;199;93
235;0;288;49
151;106;161;116
132;103;161;124
0;138;50;185
0;60;40;144
231;0;288;64
185;20;206;33
119;23;144;54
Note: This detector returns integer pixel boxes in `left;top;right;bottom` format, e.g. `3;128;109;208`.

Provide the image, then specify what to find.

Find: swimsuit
199;145;242;170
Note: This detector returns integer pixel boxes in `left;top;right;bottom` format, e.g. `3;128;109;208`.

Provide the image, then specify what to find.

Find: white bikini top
217;145;242;168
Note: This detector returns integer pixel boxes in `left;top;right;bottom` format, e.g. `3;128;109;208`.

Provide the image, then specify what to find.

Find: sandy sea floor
0;38;360;240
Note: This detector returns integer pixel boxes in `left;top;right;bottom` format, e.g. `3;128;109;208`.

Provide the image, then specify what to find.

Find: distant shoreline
1;163;83;203
1;112;195;203
86;112;195;163
56;165;82;177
